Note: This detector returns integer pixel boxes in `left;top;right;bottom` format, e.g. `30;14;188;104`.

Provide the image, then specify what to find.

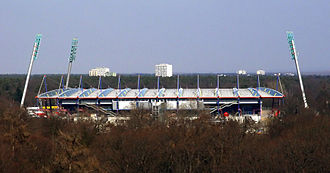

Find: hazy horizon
1;71;329;76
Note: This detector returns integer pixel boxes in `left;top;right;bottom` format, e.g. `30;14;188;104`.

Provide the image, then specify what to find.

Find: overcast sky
1;0;329;74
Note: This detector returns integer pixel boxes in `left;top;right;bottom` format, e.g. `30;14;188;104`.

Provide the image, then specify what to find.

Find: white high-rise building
89;67;116;77
155;64;173;77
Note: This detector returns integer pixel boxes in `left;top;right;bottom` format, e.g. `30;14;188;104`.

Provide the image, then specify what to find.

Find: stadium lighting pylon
65;38;78;89
20;34;42;108
286;31;308;108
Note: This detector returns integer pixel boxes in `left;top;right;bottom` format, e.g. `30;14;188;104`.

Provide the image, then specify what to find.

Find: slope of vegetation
0;100;328;172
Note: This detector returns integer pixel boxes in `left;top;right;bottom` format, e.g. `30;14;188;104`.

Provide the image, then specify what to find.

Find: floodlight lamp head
286;31;296;60
69;38;78;62
286;31;294;41
33;34;42;60
35;34;42;41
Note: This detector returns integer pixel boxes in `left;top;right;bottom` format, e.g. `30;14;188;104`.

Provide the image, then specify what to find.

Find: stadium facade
36;86;284;116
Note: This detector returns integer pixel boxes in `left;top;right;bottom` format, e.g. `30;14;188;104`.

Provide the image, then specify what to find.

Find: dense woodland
0;74;329;172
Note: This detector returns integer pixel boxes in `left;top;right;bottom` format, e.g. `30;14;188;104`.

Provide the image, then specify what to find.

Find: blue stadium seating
257;87;283;97
118;88;131;97
178;88;183;97
248;88;260;97
158;88;166;97
233;88;239;97
59;88;80;97
79;88;97;97
39;88;70;98
138;88;148;97
98;88;114;97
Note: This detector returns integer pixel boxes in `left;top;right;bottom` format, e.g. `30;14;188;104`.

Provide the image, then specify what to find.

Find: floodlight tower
65;38;78;89
20;34;42;108
286;31;308;108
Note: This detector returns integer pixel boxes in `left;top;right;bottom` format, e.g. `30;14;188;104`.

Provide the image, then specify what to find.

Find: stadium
22;34;291;119
35;78;284;117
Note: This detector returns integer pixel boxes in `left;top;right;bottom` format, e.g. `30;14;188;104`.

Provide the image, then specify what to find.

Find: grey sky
1;0;329;74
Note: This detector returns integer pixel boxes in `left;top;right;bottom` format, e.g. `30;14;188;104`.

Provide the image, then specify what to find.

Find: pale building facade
89;67;116;77
155;64;173;77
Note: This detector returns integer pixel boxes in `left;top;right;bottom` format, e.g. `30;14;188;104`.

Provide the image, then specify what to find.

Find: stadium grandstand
36;85;284;117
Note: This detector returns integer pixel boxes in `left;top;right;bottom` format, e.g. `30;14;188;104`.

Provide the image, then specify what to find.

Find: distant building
237;70;247;75
89;67;116;77
284;72;295;76
155;64;172;77
257;70;266;75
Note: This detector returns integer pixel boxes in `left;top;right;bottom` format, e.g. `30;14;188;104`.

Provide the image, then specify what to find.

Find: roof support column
257;74;260;89
118;75;121;92
217;74;220;115
217;97;220;115
177;75;180;112
259;98;262;117
237;98;240;116
177;97;179;113
236;74;240;89
157;76;160;92
98;76;102;90
79;75;83;89
59;75;64;90
138;75;141;92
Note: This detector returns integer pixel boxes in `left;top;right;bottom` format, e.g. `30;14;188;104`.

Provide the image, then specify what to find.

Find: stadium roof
37;87;284;99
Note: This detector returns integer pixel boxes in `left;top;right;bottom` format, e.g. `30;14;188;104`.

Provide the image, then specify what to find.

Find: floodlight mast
286;31;308;108
65;38;78;89
20;34;42;108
